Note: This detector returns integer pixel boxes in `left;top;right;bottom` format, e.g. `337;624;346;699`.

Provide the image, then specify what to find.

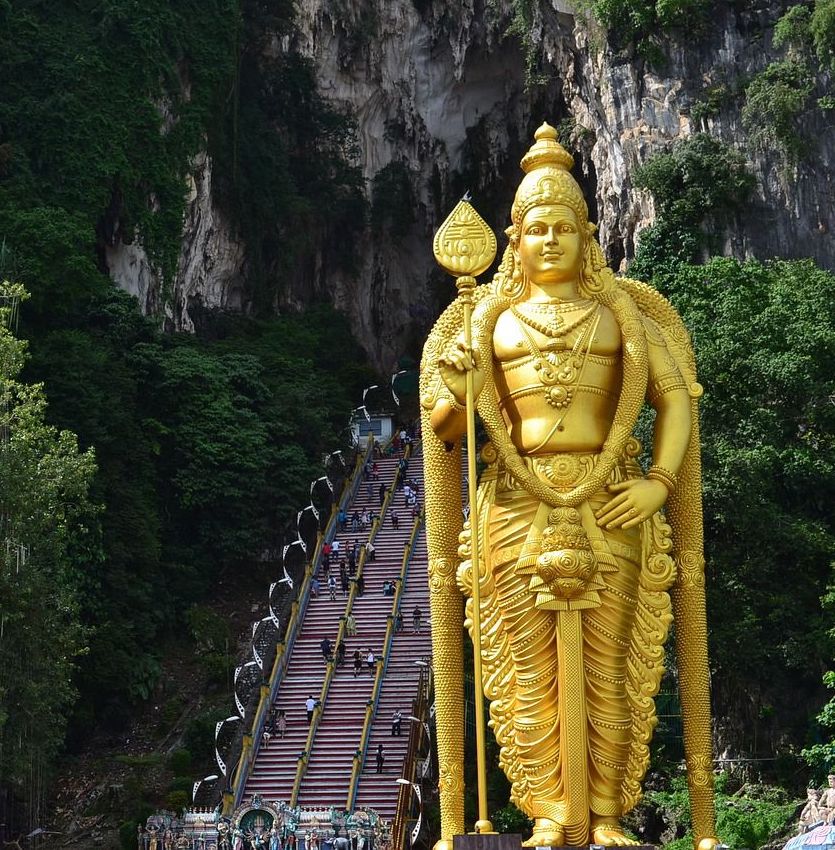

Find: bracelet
444;392;466;413
647;464;678;493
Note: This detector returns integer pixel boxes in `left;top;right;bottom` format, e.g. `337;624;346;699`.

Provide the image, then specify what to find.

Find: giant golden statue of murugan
420;124;717;849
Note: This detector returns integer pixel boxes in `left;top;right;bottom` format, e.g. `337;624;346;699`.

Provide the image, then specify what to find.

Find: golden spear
432;195;497;834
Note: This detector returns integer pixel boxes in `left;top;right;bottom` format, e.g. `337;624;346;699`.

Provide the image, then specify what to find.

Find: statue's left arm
597;318;691;529
645;315;692;473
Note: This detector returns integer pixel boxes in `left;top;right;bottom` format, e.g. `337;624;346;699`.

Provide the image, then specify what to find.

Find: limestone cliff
105;0;834;371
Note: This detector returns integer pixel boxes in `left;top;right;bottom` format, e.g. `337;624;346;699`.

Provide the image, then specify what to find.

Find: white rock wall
105;0;834;370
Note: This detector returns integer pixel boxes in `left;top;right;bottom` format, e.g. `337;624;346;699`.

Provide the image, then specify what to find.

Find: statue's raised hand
438;339;486;407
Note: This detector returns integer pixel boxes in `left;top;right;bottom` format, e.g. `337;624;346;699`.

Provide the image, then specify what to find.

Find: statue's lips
542;253;565;260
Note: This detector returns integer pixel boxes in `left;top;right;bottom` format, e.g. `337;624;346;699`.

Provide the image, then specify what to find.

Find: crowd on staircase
244;427;432;822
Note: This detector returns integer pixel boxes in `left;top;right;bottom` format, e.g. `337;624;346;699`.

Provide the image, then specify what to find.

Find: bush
742;60;815;159
187;605;230;653
811;0;835;70
773;4;812;54
184;711;220;756
630;134;753;278
200;651;237;689
120;819;141;850
168;748;192;774
160;697;186;729
646;774;797;850
165;790;189;814
491;802;534;836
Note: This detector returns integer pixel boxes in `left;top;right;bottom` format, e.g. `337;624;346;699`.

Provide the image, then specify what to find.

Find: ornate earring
511;253;522;286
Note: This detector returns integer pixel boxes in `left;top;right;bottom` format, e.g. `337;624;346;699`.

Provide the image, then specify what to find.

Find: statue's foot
522;818;565;847
591;823;640;846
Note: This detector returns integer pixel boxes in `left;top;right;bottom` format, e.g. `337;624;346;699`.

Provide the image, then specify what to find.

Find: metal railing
224;436;373;814
288;443;412;806
345;513;423;812
392;664;430;850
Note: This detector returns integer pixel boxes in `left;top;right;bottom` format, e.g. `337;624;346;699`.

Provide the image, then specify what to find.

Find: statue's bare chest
493;304;621;368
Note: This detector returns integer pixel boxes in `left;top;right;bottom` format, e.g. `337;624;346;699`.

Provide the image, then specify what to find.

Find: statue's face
518;204;583;286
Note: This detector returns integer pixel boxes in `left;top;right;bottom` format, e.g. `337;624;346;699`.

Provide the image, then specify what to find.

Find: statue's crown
521;122;575;173
511;122;587;231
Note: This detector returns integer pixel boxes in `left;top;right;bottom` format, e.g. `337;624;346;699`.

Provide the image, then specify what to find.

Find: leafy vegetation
645;773;797;850
802;582;835;778
742;0;834;162
0;0;239;295
0;283;98;828
742;60;816;160
22;293;372;728
0;7;374;834
504;0;550;87
656;258;835;753
630;134;753;278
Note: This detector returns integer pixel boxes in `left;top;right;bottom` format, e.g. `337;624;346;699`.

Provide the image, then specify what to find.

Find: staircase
244;448;429;812
353;454;431;819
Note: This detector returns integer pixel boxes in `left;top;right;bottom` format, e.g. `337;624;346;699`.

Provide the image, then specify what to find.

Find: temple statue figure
420;123;717;849
798;788;823;832
820;775;835;824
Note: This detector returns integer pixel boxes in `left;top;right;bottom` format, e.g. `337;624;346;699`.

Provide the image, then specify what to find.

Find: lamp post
395;779;423;847
406;716;431;778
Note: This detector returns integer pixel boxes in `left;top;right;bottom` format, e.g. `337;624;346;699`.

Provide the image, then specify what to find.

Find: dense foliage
23;293;371;724
644;773;797;850
742;0;835;161
632;139;835;757
802;583;835;777
0;283;97;828
663;258;835;754
0;0;375;829
629;134;753;278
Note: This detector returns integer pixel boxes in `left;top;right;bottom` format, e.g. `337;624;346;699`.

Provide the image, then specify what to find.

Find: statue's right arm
429;397;467;444
429;339;486;443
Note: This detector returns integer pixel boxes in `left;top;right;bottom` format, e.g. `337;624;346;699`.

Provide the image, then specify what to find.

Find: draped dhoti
468;453;648;837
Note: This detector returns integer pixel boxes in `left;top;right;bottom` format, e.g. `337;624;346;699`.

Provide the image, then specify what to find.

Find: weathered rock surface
107;151;247;333
105;0;834;371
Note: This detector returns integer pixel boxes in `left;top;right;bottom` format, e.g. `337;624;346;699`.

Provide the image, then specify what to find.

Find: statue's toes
592;828;640;846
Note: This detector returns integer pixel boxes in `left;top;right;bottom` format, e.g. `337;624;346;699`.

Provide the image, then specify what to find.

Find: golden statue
420;123;717;849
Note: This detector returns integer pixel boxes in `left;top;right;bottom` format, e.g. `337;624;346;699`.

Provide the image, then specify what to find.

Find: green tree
630;134;753;279
802;574;835;777
657;258;835;752
0;282;98;829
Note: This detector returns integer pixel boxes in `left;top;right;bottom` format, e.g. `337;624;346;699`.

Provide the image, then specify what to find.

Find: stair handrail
288;445;410;806
392;664;430;850
226;435;373;812
345;513;423;811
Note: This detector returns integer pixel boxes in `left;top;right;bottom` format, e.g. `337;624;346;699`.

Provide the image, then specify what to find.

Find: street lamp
406;716;431;777
395;779;423;846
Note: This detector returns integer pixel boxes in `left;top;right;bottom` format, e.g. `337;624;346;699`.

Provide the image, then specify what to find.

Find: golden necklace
513;304;600;411
511;301;597;337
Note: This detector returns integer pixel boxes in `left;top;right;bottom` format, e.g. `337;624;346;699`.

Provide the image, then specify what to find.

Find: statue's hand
595;479;669;529
438;340;485;406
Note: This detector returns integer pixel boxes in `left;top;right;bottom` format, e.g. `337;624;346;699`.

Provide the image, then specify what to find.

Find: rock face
106;0;834;371
107;151;247;333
